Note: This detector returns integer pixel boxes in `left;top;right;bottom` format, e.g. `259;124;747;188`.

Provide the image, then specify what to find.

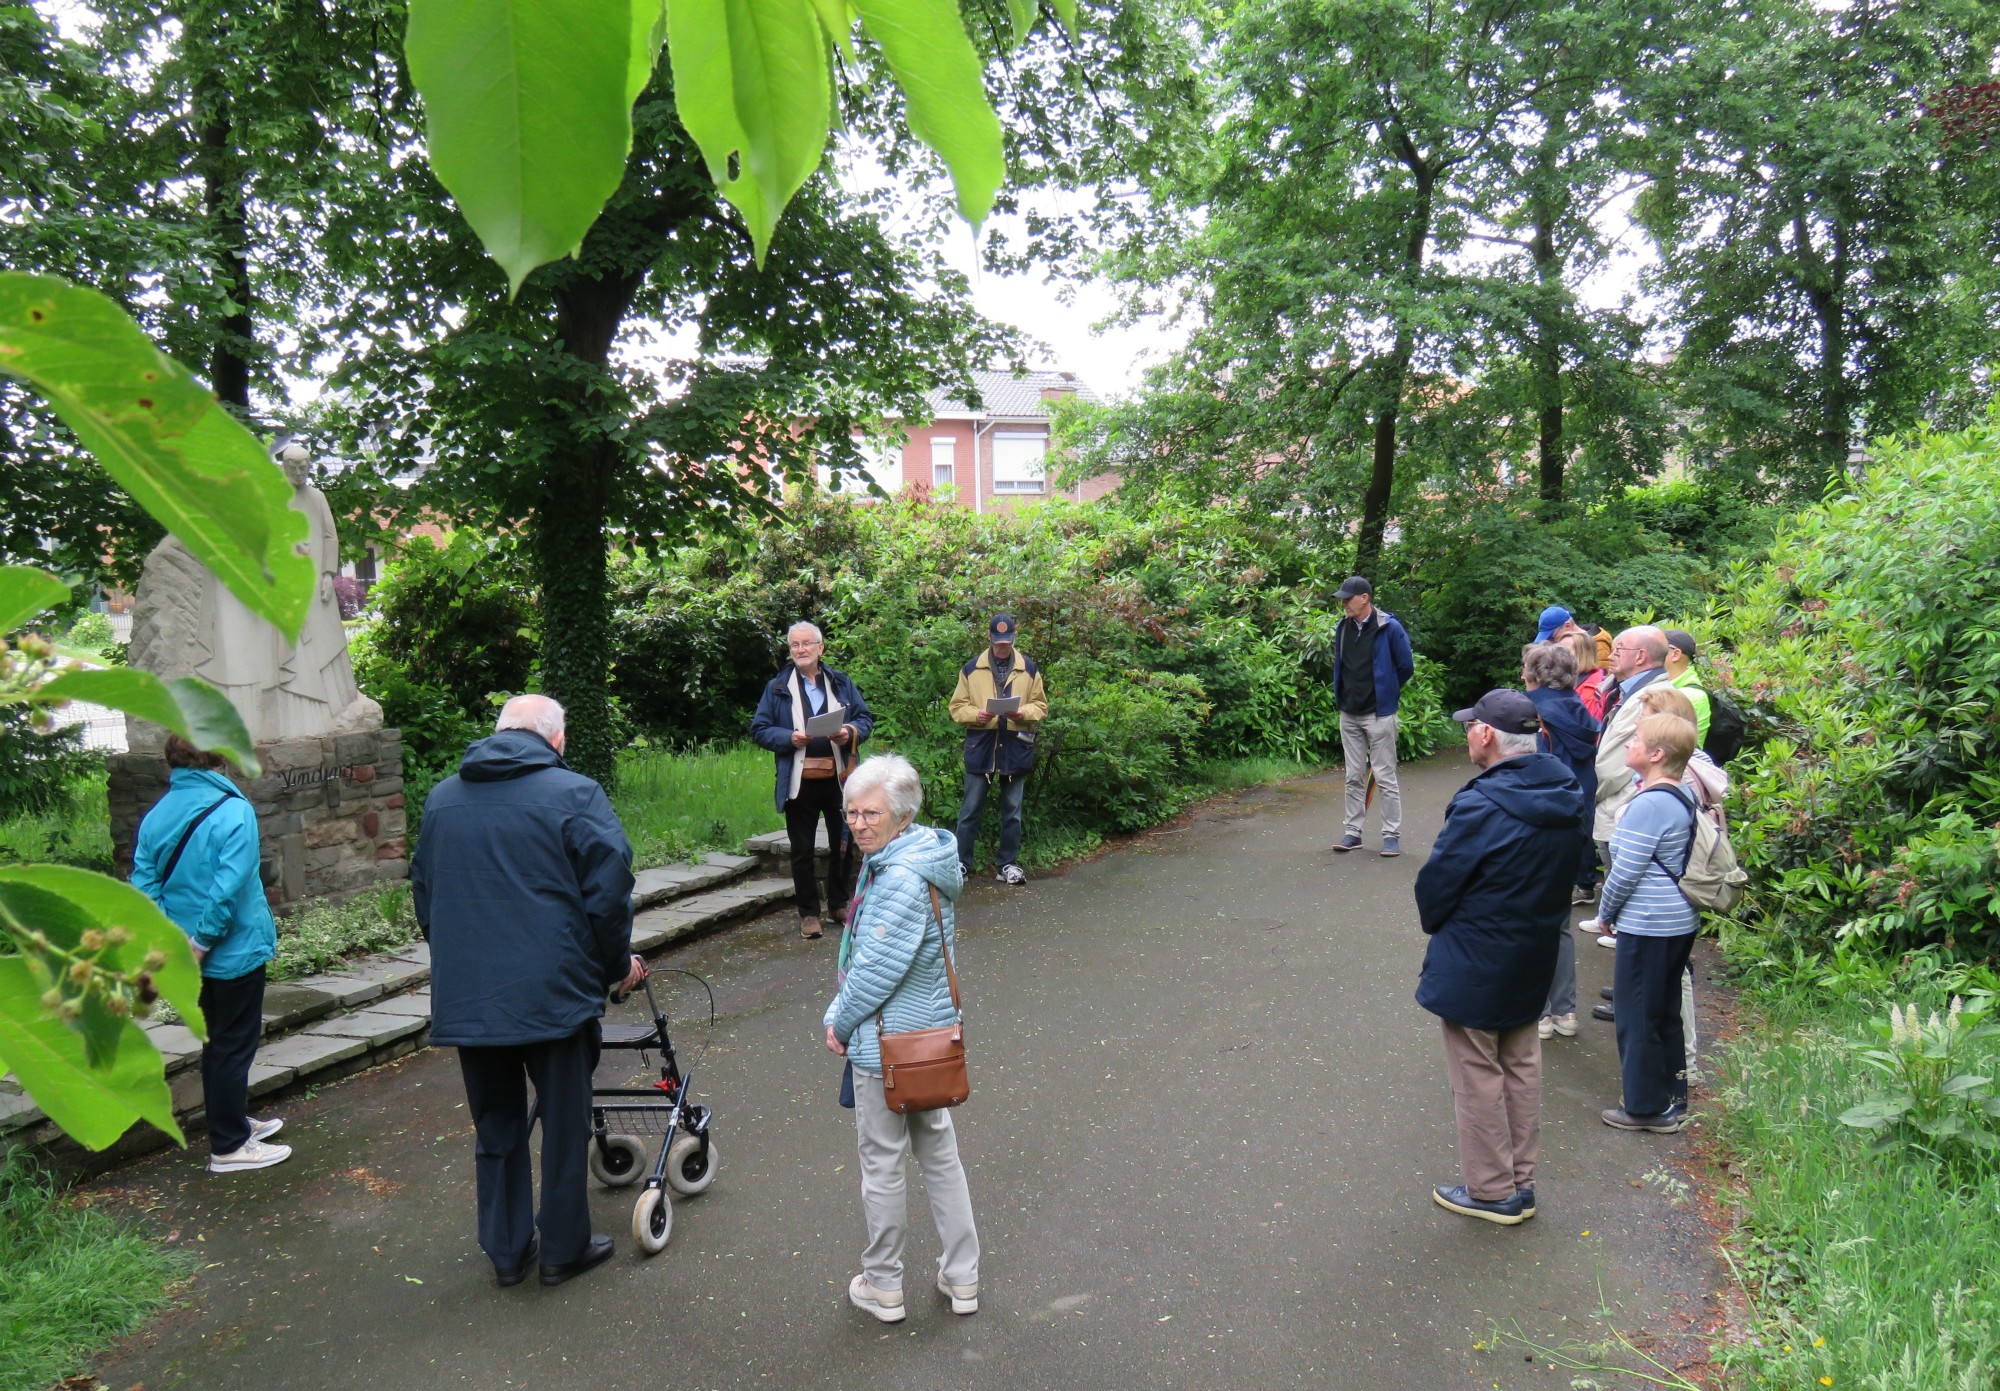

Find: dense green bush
1716;409;2000;961
365;532;539;718
0;705;95;818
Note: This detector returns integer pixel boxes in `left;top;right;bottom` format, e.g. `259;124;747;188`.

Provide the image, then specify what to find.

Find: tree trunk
194;73;253;413
1794;210;1850;488
531;269;644;786
1353;155;1434;578
1531;176;1564;512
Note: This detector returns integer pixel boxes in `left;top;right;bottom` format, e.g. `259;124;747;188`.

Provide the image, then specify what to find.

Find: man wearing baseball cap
1661;629;1711;745
1330;575;1416;856
950;613;1048;885
1414;689;1588;1225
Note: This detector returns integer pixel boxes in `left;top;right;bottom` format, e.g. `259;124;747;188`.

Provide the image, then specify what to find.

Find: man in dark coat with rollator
413;694;647;1288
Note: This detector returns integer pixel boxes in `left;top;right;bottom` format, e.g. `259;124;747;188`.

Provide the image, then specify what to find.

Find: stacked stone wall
107;728;408;912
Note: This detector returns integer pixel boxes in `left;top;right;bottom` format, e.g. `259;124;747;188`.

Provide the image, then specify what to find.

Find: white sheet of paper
985;695;1022;717
804;706;847;738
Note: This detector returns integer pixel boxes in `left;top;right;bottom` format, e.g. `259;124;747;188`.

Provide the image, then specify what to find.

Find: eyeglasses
789;640;823;651
843;807;890;826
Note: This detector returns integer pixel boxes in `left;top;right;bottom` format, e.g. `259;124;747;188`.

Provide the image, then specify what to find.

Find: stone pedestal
108;729;408;913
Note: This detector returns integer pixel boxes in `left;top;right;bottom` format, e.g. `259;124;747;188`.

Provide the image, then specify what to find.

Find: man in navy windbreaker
1414;689;1586;1227
1330;576;1416;856
413;695;643;1288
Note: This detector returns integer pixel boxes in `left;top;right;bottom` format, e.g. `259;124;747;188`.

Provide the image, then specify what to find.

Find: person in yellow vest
1661;629;1712;745
949;614;1048;885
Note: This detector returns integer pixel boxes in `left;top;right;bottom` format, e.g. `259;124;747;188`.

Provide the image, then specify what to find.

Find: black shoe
1599;987;1614;1001
1515;1185;1537;1218
1431;1184;1528;1225
1591;1003;1616;1022
539;1234;615;1286
1600;1105;1687;1134
494;1233;539;1287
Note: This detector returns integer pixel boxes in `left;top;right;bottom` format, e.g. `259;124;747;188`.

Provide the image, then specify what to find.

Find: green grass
612;741;783;870
1709;955;2000;1389
0;1148;187;1391
0;766;113;872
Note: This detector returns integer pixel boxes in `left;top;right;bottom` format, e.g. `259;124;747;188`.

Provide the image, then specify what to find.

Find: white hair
495;694;565;742
1492;728;1540;759
844;753;923;822
787;621;823;643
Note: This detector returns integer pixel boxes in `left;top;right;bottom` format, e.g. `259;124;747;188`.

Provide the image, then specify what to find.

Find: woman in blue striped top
1599;712;1701;1133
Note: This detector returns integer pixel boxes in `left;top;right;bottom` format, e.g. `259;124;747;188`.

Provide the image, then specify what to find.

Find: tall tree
1635;0;2000;490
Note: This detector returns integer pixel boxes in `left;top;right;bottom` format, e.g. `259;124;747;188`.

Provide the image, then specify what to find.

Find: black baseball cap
1335;576;1372;601
989;613;1017;641
1452;688;1542;735
1664;628;1698;658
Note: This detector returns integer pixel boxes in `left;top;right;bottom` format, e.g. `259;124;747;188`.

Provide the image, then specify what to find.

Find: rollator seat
602;1021;664;1049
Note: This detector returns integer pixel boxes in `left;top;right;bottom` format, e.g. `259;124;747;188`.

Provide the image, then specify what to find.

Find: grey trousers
1544;928;1577;1018
852;1070;980;1291
1439;1018;1542;1203
1340;712;1401;836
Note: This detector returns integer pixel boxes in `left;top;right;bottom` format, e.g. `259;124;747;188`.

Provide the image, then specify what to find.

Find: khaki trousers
1439;1018;1542;1203
853;1070;980;1291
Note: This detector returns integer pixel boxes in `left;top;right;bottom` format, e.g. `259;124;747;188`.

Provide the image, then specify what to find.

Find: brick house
826;368;1116;512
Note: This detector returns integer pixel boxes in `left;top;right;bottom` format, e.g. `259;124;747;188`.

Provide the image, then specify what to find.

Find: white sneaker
249;1116;284;1141
1576;917;1601;933
209;1137;292;1173
1537;1016;1555;1040
848;1274;906;1323
1597;933;1617;948
1551;1013;1579;1037
936;1269;979;1315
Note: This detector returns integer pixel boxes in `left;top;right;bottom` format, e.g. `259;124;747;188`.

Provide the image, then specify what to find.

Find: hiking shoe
1592;1003;1615;1022
1551;1013;1578;1037
848;1274;906;1323
799;914;824;941
1537;1015;1555;1040
209;1138;292;1173
996;863;1028;886
1515;1185;1537;1218
1600;1106;1687;1134
1432;1184;1529;1225
936;1270;979;1315
1332;833;1363;853
1379;836;1401;857
1600;987;1615;1001
249;1116;284;1142
1571;886;1596;905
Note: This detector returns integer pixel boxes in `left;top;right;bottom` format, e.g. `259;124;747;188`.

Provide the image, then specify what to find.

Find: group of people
131;577;1732;1309
750;613;1047;941
1324;577;1736;1226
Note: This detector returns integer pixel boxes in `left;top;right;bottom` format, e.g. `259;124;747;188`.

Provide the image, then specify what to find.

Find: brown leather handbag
876;886;969;1113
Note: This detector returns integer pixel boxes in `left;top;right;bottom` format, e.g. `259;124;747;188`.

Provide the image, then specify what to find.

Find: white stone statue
128;444;382;748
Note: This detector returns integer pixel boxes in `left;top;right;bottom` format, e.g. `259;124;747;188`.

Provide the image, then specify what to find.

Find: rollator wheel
633;1187;673;1254
664;1134;717;1196
589;1133;648;1187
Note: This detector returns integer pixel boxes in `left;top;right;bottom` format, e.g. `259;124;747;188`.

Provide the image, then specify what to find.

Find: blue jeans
955;771;1025;872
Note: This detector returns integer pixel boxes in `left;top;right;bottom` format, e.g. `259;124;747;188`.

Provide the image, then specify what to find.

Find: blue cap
989;613;1017;641
1534;605;1573;642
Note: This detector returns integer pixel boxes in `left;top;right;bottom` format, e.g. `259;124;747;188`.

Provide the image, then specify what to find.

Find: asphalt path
92;758;1720;1391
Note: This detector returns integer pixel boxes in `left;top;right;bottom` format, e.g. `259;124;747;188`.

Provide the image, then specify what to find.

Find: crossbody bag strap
158;791;240;888
875;884;963;1033
1637;784;1698;882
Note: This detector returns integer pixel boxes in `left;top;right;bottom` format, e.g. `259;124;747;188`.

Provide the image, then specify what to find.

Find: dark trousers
456;1023;599;1269
199;965;266;1155
1613;932;1697;1115
784;776;852;919
955;770;1026;873
1576;829;1601;890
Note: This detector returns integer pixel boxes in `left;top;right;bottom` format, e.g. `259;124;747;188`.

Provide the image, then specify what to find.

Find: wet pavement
90;759;1721;1390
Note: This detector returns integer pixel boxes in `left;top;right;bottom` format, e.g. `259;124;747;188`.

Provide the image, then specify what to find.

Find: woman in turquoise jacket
823;754;980;1324
131;736;289;1173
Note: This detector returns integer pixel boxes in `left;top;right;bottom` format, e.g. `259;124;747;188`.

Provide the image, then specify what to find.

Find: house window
991;431;1046;494
931;435;956;487
820;436;904;495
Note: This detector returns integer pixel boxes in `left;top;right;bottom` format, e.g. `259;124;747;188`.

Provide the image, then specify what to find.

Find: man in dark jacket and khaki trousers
413;695;645;1287
1415;690;1587;1225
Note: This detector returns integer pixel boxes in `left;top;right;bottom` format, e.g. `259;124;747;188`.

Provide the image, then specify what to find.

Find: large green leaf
0;274;311;638
0;864;207;1038
407;0;636;296
37;668;261;774
850;0;1004;226
669;0;830;263
0;564;70;634
0;957;181;1149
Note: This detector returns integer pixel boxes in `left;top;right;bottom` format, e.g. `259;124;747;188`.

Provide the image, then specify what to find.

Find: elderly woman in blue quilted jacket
823;753;980;1325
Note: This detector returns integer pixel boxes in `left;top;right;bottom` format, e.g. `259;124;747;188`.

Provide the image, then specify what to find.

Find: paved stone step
631;851;756;910
744;827;837;864
631;876;794;953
